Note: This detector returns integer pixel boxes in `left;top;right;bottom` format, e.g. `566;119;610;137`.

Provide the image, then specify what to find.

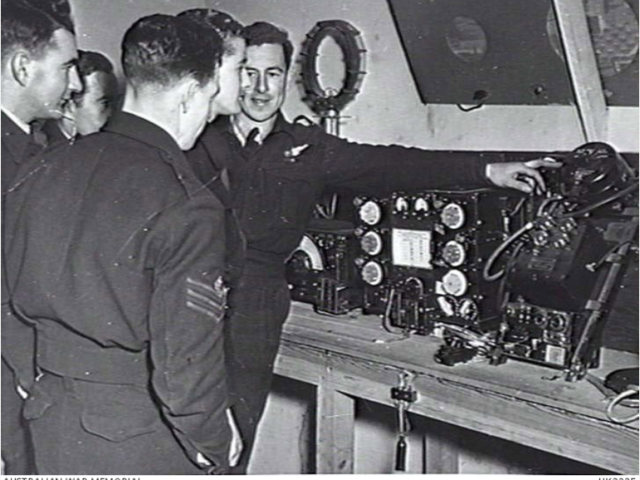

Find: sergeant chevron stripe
186;276;227;321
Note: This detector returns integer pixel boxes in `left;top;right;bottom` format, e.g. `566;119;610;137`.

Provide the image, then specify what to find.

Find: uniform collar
216;112;292;144
104;111;184;160
1;107;30;134
2;112;47;165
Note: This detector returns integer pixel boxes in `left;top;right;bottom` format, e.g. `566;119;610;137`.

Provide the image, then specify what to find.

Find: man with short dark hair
4;13;236;474
47;50;118;141
1;0;82;473
180;8;248;288
193;21;560;473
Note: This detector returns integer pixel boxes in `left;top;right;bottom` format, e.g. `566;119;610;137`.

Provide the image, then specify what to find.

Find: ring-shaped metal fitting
300;20;366;114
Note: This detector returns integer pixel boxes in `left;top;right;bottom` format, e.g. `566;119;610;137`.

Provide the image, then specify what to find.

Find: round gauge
548;313;567;332
360;231;383;256
361;261;384;286
437;296;456;317
458;298;479;321
414;197;429;212
441;203;465;229
442;240;466;267
395;197;409;213
359;200;382;226
442;269;468;297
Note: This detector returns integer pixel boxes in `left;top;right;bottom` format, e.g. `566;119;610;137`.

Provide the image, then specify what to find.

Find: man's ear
10;51;32;87
179;77;201;114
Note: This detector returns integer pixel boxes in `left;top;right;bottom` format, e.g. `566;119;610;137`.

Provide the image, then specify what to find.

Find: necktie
244;128;261;155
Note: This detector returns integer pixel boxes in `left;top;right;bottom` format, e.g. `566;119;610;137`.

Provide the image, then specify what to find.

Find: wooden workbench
274;303;639;474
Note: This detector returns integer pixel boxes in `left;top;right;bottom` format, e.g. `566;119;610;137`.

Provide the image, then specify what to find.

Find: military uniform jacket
4;112;232;469
193;114;502;278
2;112;48;389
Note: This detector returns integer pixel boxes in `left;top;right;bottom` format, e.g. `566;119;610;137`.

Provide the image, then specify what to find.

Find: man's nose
68;65;83;94
256;73;268;94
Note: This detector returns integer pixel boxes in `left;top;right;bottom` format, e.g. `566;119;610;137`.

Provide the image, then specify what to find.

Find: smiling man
48;50;118;141
4;13;239;475
192;21;560;473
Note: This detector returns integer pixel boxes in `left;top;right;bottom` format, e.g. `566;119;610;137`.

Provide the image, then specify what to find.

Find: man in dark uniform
1;0;81;473
188;21;560;473
4;14;237;474
43;49;118;144
179;8;248;288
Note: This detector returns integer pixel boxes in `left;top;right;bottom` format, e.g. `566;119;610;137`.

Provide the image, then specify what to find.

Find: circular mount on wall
299;20;367;115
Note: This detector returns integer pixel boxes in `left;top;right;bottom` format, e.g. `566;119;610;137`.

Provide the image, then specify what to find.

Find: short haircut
122;14;223;89
243;22;294;69
77;50;114;79
178;9;244;56
1;0;75;60
70;50;116;104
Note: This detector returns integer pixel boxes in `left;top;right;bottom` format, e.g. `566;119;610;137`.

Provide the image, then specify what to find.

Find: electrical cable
496;242;523;310
605;386;639;424
560;182;639;219
506;196;528;218
586;241;633;272
483;222;535;282
456;102;485;113
381;287;408;337
536;195;563;217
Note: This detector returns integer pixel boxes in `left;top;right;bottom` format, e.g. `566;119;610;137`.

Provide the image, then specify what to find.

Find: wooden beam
315;384;355;473
424;422;460;473
274;312;639;473
552;0;608;142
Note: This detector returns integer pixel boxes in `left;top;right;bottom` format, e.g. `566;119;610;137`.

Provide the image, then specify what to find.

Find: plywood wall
208;0;637;153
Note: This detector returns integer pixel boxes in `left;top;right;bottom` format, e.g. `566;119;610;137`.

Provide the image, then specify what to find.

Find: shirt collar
103;111;184;160
225;112;292;145
1;107;31;134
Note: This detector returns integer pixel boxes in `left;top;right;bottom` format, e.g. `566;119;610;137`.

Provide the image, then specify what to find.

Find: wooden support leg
315;384;355;473
423;422;460;474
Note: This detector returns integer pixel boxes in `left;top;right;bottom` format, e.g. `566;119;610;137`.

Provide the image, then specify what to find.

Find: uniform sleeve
1;296;36;392
2;154;37;392
146;192;231;471
318;130;500;194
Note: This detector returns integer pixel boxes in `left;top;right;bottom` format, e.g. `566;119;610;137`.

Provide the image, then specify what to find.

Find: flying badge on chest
283;144;310;162
185;275;228;322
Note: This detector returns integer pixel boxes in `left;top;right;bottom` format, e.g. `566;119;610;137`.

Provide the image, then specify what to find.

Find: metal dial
442;240;466;267
414;197;429;212
360;231;383;256
359;200;382;226
437;296;456;317
442;269;468;297
361;261;384;286
458;298;479;321
441;202;465;229
395;197;409;213
548;313;568;332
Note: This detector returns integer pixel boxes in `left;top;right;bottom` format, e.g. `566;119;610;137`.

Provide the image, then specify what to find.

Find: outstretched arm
485;158;562;194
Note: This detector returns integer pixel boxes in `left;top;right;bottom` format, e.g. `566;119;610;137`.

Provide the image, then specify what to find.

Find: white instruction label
392;228;432;269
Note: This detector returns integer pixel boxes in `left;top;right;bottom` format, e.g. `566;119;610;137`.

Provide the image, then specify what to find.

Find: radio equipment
498;300;597;369
354;190;518;335
488;143;639;380
286;219;363;315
